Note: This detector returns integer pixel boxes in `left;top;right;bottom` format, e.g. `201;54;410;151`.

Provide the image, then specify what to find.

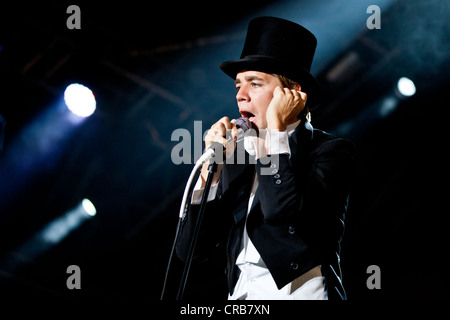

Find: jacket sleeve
175;180;232;263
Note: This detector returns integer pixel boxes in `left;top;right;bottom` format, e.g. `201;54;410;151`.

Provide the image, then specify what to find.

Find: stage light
0;198;98;273
379;96;398;117
82;198;97;216
39;198;97;244
396;77;416;97
41;198;97;244
64;83;96;117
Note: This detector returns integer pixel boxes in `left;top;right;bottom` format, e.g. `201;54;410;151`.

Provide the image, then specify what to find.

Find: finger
283;87;293;96
206;120;226;149
273;85;283;97
298;91;308;103
205;132;228;149
231;124;239;142
211;122;227;137
217;116;233;130
216;136;229;147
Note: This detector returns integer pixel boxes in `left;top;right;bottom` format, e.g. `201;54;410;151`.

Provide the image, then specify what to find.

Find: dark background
0;0;449;303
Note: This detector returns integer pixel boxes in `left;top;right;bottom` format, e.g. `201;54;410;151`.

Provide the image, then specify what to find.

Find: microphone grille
233;117;253;132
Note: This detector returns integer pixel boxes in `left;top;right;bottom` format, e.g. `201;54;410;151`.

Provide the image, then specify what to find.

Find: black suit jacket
176;121;358;300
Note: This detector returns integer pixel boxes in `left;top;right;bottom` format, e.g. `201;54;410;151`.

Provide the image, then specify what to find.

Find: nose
236;84;250;103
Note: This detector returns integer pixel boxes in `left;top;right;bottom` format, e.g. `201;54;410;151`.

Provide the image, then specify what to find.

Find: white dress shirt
192;120;327;300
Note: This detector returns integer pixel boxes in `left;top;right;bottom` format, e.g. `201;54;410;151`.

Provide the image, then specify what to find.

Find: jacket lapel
248;121;314;215
221;139;252;194
290;120;314;164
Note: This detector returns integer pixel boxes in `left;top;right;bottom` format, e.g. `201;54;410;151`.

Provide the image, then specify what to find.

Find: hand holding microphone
205;116;252;155
205;117;237;153
197;116;253;186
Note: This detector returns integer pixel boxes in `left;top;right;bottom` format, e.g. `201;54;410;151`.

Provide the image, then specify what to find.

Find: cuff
265;128;291;156
191;177;219;204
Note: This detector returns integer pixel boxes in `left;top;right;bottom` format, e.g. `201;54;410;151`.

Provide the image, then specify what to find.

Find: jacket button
288;226;295;234
275;179;282;185
290;262;299;270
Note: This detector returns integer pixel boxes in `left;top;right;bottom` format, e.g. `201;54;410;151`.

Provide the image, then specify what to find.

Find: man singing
176;16;358;300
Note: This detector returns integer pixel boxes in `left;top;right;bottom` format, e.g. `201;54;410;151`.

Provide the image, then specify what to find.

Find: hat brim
220;56;320;109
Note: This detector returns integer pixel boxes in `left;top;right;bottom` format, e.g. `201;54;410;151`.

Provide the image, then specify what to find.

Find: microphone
196;117;254;164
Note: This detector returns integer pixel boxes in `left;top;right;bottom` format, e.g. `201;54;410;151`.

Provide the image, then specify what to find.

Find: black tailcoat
176;121;358;300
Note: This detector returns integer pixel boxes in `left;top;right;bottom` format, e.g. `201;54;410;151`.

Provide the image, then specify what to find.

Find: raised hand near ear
266;86;307;131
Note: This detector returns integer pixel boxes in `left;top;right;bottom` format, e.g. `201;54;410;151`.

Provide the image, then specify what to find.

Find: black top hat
220;16;320;109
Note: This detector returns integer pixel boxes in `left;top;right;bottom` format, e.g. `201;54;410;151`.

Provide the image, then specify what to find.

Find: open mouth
240;111;256;123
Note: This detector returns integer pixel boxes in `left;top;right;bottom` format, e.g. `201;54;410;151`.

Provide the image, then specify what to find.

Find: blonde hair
274;74;311;122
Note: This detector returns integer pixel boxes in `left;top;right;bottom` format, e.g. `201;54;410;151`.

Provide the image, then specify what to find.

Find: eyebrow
235;75;265;86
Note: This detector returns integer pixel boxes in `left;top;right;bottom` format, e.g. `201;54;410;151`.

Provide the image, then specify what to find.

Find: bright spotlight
396;77;416;97
64;83;96;117
82;198;97;216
